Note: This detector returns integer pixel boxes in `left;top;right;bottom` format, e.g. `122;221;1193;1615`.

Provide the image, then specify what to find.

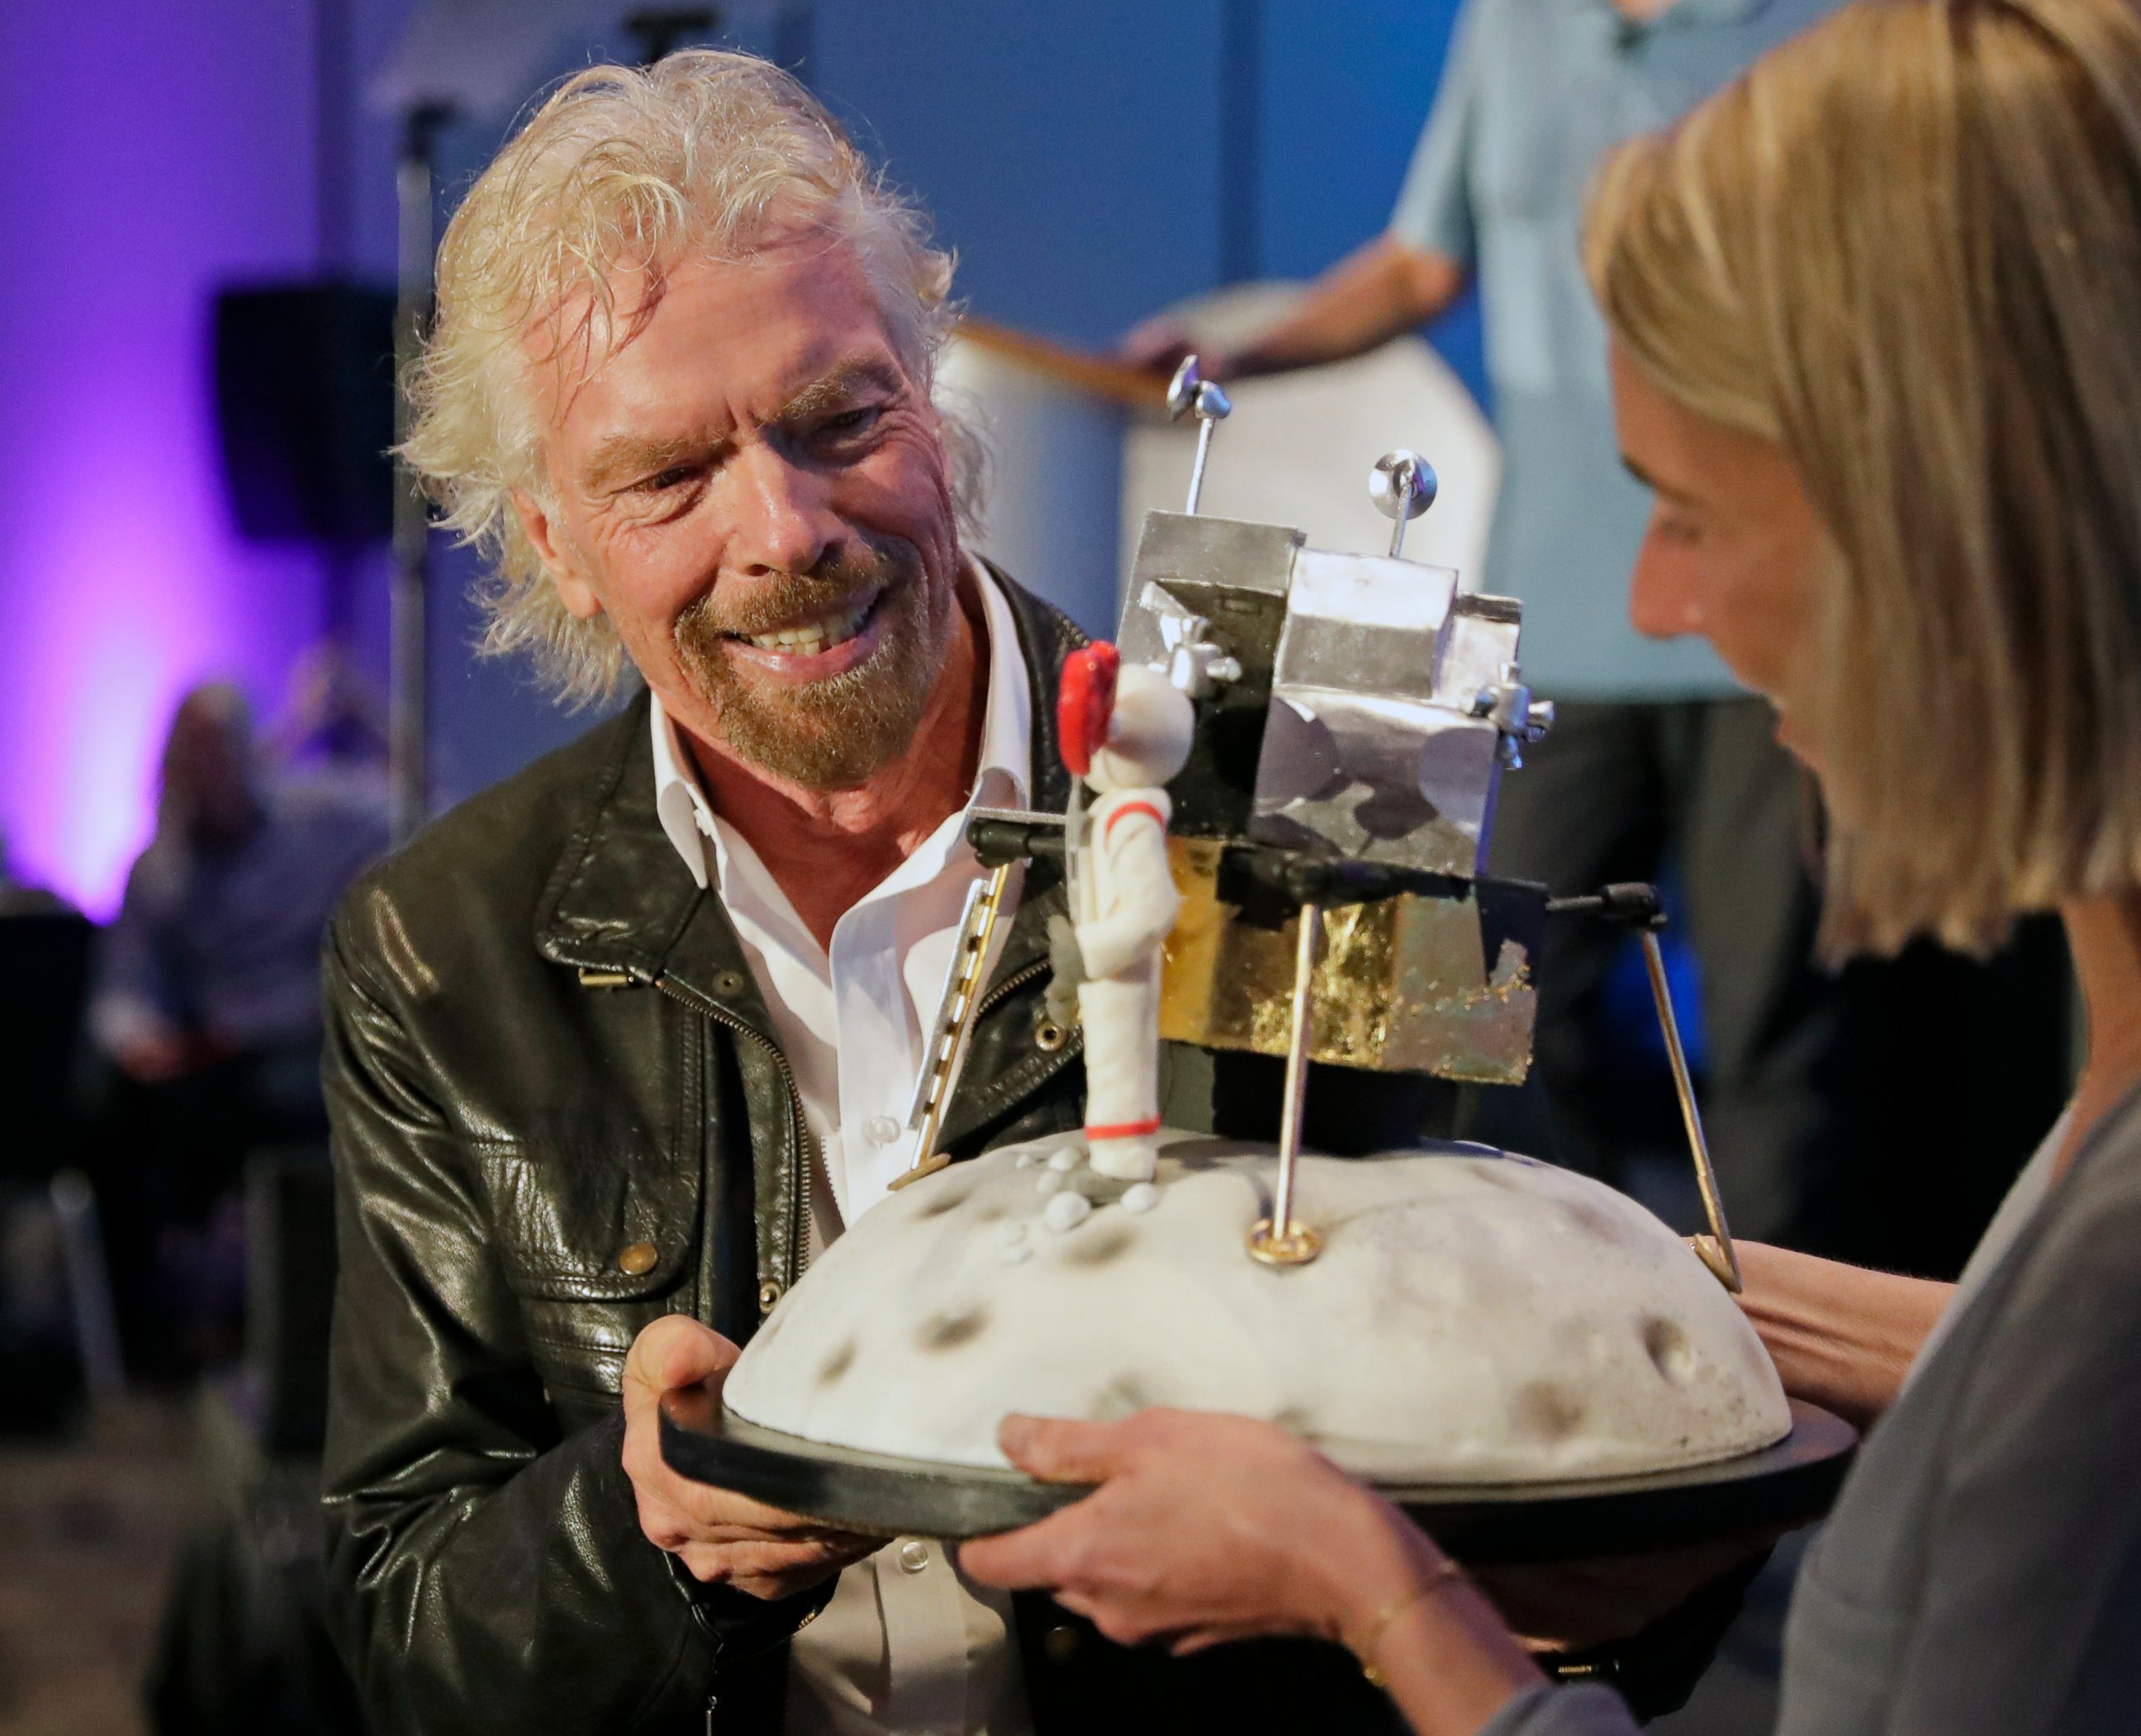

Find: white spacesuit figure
1069;662;1195;1183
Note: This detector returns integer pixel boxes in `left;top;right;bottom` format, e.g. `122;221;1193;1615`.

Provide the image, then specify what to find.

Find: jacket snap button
1034;1018;1068;1053
1042;1625;1080;1664
758;1280;783;1311
714;970;748;997
616;1241;658;1277
897;1540;930;1574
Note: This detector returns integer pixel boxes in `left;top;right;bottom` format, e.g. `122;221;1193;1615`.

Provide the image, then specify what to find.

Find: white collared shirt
650;557;1034;1736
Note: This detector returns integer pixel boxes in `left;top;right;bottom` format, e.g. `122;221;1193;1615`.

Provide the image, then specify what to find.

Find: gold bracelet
1354;1558;1466;1688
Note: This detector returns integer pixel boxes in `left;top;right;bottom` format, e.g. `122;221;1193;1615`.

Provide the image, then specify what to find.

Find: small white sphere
1042;1190;1094;1233
1047;1146;1084;1174
1000;1241;1033;1265
996;1221;1028;1249
1120;1182;1160;1215
1036;1171;1067;1196
1015;1149;1047;1169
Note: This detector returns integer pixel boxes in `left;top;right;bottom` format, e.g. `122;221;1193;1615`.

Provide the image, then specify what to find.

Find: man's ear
510;487;602;621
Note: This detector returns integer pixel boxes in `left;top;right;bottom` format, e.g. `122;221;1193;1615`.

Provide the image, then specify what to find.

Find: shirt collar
649;553;1033;892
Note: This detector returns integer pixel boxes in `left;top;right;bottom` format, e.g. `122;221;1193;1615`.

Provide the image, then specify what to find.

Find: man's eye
820;406;883;438
638;467;695;492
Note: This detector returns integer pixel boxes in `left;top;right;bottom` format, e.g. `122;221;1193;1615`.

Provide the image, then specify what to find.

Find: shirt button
864;1115;901;1146
758;1280;784;1312
897;1540;931;1575
616;1241;658;1277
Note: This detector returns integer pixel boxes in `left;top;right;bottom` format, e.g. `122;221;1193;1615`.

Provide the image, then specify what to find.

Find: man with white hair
320;49;1102;1736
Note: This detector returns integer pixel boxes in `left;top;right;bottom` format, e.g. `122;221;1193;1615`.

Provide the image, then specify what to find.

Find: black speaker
212;282;396;544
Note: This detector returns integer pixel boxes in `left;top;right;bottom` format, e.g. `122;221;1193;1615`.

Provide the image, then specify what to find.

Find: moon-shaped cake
723;1131;1790;1483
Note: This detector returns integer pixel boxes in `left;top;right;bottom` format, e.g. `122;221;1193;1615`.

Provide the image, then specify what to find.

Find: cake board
660;1391;1855;1567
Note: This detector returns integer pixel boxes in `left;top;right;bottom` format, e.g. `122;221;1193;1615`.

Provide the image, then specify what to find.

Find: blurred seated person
85;681;387;1374
967;2;2141;1730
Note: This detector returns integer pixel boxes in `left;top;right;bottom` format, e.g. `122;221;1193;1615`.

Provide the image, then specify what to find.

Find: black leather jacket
321;574;1406;1735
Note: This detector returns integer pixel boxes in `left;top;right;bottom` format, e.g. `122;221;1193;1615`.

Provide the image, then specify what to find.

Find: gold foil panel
1158;837;1536;1085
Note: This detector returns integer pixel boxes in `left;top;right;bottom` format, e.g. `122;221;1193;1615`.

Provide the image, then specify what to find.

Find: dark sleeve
318;918;817;1735
1878;1142;2141;1736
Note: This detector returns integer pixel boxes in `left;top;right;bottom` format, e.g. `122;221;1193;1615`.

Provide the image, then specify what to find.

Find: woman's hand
960;1409;1403;1651
960;1410;1543;1736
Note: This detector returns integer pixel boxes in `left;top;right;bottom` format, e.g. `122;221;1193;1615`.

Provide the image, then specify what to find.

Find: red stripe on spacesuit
1085;1115;1165;1140
1102;800;1166;842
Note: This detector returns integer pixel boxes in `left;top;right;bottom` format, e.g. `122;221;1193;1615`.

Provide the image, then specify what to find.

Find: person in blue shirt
1125;0;1840;1241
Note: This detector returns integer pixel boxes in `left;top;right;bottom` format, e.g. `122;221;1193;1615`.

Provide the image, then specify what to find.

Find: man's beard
672;536;951;790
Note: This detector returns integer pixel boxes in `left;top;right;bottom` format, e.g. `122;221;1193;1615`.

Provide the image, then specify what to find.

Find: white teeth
742;598;872;655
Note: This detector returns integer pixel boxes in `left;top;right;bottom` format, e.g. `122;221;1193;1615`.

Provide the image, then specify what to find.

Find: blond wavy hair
1585;0;2141;956
402;50;980;705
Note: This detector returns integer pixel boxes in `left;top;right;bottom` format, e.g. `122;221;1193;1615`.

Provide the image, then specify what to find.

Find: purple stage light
0;2;325;917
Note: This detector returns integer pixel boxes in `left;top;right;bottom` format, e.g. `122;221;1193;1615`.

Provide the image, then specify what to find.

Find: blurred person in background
1123;0;1841;1244
83;680;387;1378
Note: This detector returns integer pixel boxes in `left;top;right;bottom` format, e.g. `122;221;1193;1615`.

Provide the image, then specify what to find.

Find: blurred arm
1123;236;1468;380
1224;238;1469;379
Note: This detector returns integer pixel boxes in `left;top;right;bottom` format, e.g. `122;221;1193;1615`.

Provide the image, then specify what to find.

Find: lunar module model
664;361;1854;1559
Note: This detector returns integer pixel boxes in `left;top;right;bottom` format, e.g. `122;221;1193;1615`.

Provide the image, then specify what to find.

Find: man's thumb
998;1414;1120;1486
625;1312;740;1398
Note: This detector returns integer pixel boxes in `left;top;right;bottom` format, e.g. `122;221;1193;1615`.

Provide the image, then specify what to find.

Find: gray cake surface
723;1130;1790;1483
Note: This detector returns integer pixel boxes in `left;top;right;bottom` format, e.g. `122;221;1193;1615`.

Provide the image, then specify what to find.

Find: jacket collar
534;562;1085;1034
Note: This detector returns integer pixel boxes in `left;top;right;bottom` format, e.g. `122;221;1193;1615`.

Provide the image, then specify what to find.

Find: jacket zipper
641;970;822;1288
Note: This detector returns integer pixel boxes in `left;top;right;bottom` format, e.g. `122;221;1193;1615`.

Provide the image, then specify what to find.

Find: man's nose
724;443;843;577
1627;541;1702;641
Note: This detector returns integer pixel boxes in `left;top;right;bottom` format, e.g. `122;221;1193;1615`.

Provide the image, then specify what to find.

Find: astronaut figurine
1060;646;1195;1183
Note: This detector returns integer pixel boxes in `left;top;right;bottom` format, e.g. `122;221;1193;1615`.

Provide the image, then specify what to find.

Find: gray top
1390;0;1834;698
91;772;388;1055
1478;1084;2141;1735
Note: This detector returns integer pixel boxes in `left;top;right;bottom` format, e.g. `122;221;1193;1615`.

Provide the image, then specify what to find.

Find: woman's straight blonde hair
1584;0;2141;956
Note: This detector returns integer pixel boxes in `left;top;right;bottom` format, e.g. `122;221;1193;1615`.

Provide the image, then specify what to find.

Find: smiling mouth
729;591;881;657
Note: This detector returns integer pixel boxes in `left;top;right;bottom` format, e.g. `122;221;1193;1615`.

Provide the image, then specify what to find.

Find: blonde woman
961;1;2141;1730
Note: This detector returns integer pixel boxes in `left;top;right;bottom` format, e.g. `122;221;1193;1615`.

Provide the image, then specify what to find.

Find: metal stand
389;103;449;845
1249;902;1326;1266
1166;355;1232;514
1547;883;1742;1292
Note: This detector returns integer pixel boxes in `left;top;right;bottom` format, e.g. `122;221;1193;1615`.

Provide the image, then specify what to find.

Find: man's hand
620;1314;882;1600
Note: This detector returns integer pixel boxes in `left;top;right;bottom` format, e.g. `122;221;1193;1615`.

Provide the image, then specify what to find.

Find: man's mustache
681;540;923;642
